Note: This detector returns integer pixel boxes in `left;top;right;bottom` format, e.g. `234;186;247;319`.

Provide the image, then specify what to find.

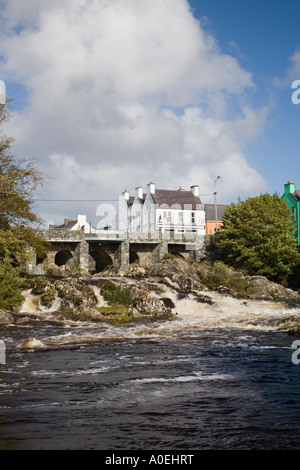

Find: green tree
217;193;300;284
0;257;25;311
0;99;47;310
0;100;46;264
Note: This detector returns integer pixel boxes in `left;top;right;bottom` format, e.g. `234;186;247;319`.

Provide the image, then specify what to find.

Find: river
1;288;300;450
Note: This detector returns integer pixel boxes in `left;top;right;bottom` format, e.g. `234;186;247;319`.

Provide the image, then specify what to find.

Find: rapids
1;278;300;450
4;281;300;351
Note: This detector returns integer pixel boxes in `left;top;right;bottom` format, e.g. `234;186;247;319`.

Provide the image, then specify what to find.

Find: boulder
129;284;175;319
245;275;300;304
54;278;98;314
0;310;15;325
148;258;206;292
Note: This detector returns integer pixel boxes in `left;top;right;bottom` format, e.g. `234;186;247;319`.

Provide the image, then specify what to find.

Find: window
165;211;171;223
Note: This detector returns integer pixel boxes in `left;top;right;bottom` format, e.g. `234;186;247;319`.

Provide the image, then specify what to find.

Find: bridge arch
36;252;48;266
55;250;73;267
129;249;139;265
89;250;113;274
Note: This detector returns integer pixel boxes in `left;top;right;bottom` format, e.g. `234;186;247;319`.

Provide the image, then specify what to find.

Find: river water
1;288;300;450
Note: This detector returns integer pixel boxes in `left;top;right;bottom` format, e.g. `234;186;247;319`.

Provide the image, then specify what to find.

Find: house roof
127;196;135;207
291;190;300;201
151;189;202;210
204;204;229;221
52;219;77;230
127;194;147;207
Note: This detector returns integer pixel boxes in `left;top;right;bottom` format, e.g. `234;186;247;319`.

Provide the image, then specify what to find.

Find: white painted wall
70;215;91;232
117;185;205;236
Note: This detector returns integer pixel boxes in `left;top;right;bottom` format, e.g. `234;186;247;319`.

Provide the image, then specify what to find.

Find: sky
0;0;300;227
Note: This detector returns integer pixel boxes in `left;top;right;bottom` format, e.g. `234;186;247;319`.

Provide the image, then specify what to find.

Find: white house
50;214;91;233
119;182;205;235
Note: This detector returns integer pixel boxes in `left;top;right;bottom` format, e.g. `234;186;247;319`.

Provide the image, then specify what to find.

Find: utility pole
214;176;221;233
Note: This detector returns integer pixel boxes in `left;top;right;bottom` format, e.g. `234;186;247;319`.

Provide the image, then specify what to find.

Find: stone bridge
24;230;207;276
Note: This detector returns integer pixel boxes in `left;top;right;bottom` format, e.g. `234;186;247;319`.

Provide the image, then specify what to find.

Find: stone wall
26;230;207;275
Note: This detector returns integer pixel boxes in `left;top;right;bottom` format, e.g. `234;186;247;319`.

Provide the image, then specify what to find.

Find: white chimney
147;182;155;194
191;185;199;197
77;214;87;226
122;189;129;200
136;186;143;199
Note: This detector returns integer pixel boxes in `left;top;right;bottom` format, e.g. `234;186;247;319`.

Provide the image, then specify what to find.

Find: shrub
101;282;132;307
0;257;25;311
199;261;247;295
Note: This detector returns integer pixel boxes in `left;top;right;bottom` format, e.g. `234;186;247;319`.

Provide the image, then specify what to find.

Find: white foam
31;365;113;378
133;372;232;385
20;290;61;314
21;338;46;349
17;281;300;349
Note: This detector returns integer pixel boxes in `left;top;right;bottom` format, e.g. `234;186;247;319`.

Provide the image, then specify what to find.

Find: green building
282;181;300;246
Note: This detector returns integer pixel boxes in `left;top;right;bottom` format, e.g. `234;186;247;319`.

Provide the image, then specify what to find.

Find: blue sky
1;0;300;225
189;0;300;195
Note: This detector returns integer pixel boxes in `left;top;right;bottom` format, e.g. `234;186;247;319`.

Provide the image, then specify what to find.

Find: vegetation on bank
98;281;134;324
100;281;132;307
216;193;300;288
0;257;25;311
197;260;248;296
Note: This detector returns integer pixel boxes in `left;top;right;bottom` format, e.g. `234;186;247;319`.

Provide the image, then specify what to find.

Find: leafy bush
199;261;247;295
0;257;24;311
101;282;132;307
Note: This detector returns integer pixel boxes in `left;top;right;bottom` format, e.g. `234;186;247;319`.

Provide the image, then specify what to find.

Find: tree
217;193;300;284
0;99;46;266
0;256;25;311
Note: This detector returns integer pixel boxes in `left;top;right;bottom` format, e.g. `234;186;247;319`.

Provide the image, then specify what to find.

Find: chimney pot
136;186;143;199
123;189;129;200
147;182;155;194
191;185;199;196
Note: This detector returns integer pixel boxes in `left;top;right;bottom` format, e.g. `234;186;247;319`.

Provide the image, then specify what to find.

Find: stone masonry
24;230;209;276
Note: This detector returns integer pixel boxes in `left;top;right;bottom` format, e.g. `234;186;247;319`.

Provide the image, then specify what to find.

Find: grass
98;282;134;324
100;281;132;307
199;260;247;295
96;305;133;325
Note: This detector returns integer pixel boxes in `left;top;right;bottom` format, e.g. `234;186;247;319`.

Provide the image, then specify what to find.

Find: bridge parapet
125;232;204;245
41;229;204;245
40;229;85;243
28;229;206;276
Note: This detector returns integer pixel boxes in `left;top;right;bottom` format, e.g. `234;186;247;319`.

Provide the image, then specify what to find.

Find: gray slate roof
151;189;202;210
204;204;229;221
53;220;77;230
127;194;147;207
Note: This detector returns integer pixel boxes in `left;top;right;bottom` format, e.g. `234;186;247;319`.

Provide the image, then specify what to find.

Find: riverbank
1;257;300;337
1;259;300;451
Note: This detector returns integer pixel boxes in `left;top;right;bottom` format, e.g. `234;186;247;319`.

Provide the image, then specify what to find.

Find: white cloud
273;50;300;89
0;0;267;225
